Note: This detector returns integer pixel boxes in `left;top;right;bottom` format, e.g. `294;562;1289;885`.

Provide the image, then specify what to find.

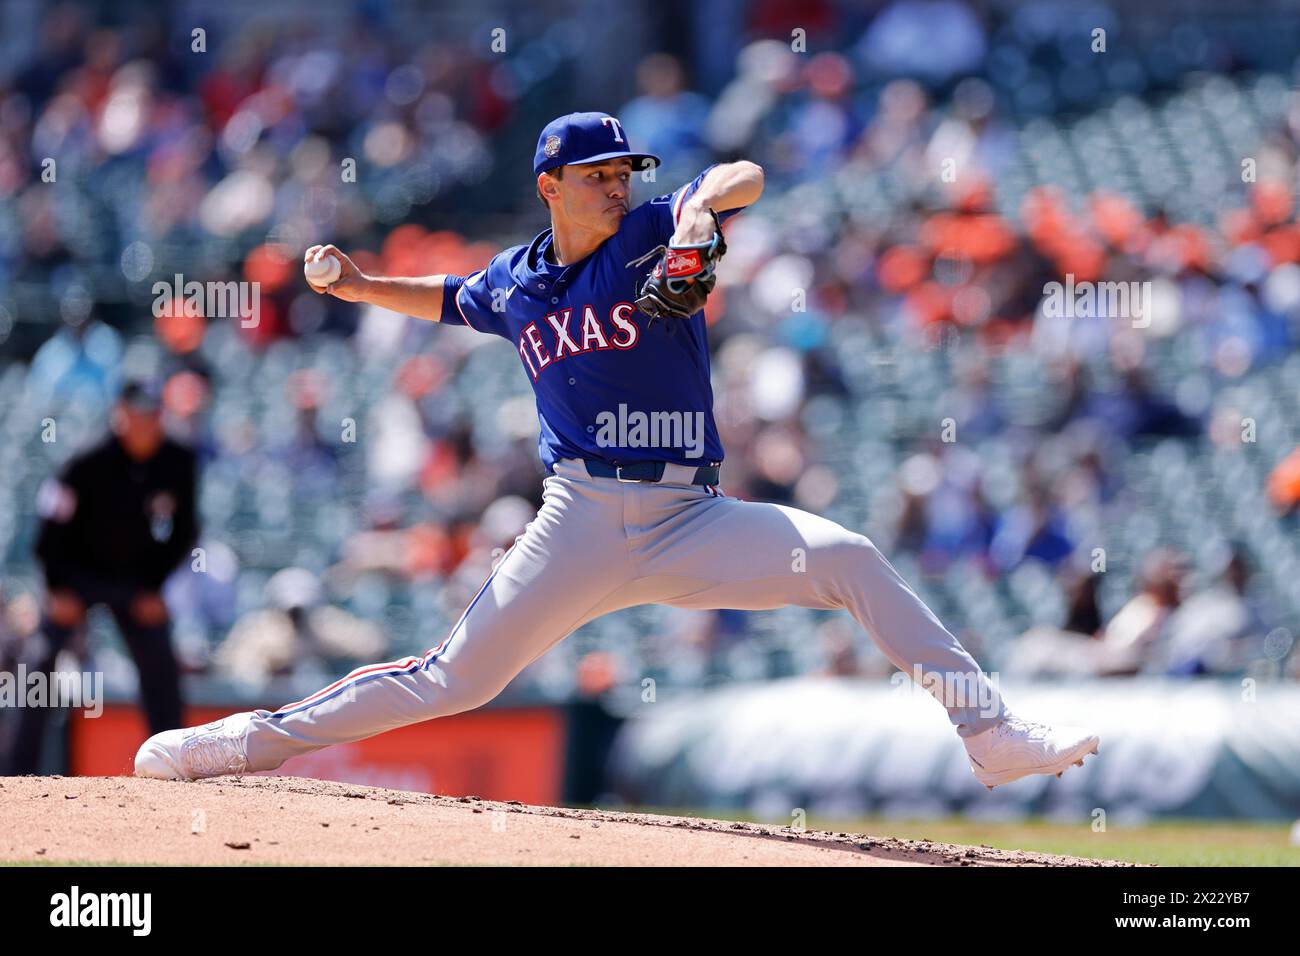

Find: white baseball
305;253;342;287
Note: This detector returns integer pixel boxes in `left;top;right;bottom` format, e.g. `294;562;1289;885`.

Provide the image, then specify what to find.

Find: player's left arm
671;160;764;244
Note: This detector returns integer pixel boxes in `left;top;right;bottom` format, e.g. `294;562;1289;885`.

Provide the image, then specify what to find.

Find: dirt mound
0;775;1139;866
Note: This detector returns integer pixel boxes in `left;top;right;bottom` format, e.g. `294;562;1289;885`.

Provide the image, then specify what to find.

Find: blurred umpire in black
5;377;198;773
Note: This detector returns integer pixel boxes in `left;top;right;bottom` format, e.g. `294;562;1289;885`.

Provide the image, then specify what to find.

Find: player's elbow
734;160;764;203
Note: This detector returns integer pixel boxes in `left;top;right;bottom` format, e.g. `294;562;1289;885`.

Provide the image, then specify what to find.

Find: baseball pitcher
136;112;1099;789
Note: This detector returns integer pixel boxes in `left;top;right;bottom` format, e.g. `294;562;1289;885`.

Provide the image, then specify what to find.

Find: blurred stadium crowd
1;0;1299;707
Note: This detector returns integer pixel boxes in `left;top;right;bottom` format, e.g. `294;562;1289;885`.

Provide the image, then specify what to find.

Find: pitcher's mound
0;775;1137;866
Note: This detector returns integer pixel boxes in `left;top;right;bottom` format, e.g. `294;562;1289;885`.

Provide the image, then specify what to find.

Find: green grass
623;807;1300;866
815;816;1300;866
2;860;151;867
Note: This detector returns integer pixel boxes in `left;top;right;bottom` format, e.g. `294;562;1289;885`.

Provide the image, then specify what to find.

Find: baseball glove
630;209;727;326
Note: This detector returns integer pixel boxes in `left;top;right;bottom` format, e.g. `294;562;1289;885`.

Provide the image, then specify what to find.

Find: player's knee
454;681;508;713
823;533;881;567
423;669;509;716
814;533;885;587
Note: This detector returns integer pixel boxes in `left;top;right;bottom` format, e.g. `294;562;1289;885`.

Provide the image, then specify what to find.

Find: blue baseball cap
533;112;660;176
118;376;164;412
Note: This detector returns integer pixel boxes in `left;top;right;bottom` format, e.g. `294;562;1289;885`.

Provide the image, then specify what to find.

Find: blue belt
581;459;720;485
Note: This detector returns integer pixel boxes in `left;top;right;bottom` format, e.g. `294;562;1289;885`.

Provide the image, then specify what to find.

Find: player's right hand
47;589;85;627
129;591;169;627
303;244;368;302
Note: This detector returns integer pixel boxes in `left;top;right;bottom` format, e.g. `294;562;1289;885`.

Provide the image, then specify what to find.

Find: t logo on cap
533;112;660;176
600;116;625;143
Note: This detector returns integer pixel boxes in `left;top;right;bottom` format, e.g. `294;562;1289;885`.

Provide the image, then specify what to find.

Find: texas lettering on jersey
516;301;642;379
439;166;741;471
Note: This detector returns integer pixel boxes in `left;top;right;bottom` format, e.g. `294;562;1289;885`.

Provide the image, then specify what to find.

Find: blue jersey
440;166;740;473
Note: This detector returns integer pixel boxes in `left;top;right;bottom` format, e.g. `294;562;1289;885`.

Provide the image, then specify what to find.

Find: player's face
113;403;165;460
555;159;634;236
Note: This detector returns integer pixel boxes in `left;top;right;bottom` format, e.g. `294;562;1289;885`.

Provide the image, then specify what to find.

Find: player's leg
135;466;640;779
4;590;85;773
633;484;1100;786
634;485;1005;737
108;597;184;737
245;470;649;771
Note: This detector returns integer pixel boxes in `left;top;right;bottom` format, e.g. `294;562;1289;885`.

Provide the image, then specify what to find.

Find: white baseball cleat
134;712;254;781
963;713;1100;789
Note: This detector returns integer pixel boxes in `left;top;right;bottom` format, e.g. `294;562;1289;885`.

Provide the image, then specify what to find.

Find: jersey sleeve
438;253;515;339
619;164;746;258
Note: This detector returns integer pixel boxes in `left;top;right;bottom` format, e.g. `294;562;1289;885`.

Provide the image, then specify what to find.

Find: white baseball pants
242;458;1006;771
